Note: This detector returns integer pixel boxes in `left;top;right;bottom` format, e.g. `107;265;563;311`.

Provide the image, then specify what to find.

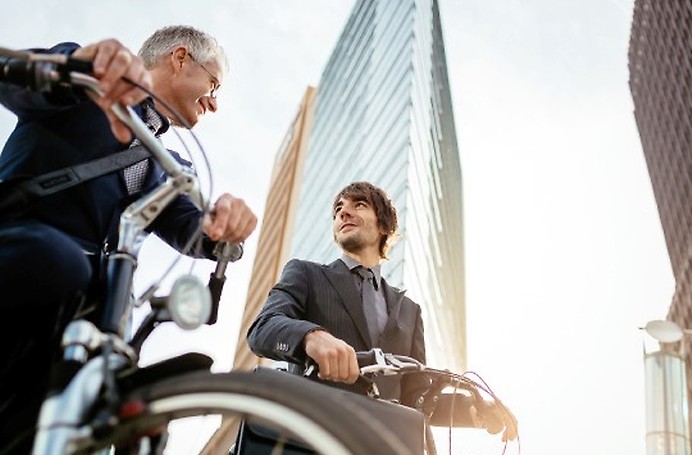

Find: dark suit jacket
247;258;430;406
0;42;214;259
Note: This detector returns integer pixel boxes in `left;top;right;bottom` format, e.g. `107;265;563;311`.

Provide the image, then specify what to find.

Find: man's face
166;51;222;127
332;196;383;255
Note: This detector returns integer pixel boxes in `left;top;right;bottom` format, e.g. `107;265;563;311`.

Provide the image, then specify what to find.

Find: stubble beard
337;232;365;254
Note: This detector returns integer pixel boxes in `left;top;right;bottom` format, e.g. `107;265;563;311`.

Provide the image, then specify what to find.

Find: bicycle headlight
168;275;212;330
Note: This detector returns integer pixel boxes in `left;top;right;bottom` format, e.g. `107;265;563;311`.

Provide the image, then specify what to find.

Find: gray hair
138;25;228;74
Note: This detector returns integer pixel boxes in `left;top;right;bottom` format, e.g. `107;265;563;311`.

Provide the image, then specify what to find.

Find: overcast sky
0;1;675;454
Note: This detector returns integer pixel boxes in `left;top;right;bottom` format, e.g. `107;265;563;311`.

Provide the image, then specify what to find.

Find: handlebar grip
356;350;378;367
0;57;41;89
0;55;93;92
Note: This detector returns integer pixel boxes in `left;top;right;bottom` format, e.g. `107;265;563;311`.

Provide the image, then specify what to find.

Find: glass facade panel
644;351;690;454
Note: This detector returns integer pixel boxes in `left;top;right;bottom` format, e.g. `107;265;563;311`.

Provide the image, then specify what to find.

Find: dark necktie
356;266;380;345
124;105;162;194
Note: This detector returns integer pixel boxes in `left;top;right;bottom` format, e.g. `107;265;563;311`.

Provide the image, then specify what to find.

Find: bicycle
0;48;415;455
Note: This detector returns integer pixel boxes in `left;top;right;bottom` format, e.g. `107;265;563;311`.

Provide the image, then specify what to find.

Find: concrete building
628;0;692;442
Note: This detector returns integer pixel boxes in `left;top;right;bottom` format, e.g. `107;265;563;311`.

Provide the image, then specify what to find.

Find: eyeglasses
187;53;221;99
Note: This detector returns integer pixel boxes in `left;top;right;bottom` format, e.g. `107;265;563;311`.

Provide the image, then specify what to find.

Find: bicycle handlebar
353;348;518;441
355;349;497;405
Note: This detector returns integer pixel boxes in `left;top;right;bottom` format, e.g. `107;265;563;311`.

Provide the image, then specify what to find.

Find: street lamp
642;320;691;455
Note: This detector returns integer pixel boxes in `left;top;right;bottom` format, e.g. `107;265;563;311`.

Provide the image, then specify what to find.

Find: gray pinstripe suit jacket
247;258;429;406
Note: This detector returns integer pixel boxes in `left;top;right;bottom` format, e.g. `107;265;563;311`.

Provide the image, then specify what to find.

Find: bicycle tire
74;368;417;455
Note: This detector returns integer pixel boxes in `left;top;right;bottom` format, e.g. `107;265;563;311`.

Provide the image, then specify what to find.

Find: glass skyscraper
289;0;465;370
204;0;466;449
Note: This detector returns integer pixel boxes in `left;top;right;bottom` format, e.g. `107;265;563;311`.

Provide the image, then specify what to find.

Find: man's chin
170;118;197;128
337;235;363;253
187;114;200;127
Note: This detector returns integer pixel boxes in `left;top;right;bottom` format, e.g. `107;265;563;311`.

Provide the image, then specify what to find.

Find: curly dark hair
332;182;398;259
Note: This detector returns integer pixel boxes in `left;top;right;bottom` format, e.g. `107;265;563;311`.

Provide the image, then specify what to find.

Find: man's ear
170;47;188;72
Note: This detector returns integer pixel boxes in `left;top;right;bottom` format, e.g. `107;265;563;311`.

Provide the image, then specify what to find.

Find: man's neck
342;250;380;269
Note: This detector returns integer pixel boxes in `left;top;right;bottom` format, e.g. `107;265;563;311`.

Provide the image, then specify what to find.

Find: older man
0;25;256;450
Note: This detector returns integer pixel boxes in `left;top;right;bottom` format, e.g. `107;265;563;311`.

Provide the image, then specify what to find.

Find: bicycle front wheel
77;368;418;455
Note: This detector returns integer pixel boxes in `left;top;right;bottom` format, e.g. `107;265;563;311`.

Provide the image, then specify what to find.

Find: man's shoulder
285;257;341;269
282;258;345;279
397;292;423;319
23;42;81;60
282;258;318;273
380;276;403;294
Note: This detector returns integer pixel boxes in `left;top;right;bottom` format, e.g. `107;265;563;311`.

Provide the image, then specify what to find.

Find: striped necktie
123;104;163;194
355;266;381;345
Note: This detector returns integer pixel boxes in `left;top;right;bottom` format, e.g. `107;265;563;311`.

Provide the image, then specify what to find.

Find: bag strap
18;145;151;197
0;145;151;220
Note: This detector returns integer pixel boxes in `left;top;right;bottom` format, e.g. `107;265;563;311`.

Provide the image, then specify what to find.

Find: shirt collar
339;255;382;288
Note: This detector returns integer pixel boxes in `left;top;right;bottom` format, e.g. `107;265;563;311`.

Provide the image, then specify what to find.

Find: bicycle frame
28;69;209;454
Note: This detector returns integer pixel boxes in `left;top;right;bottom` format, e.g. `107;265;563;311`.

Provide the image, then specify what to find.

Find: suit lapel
322;260;372;346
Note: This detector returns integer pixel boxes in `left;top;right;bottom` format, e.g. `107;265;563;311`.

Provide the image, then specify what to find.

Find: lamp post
642;320;692;455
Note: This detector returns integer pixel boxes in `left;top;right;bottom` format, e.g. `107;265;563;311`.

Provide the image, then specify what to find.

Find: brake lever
303;361;316;378
357;349;423;376
383;352;424;373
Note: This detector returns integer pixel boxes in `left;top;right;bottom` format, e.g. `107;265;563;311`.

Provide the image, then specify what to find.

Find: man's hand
72;39;152;143
304;329;360;384
469;401;518;442
203;193;257;244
